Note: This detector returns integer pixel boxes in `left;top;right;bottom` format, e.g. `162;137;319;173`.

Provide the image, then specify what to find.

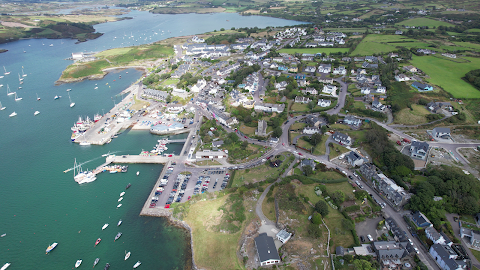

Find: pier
105;154;183;164
139;161;173;217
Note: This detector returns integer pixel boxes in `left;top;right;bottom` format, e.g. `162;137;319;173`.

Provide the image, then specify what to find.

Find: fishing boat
75;259;82;268
94;113;102;122
104;263;110;270
118;197;123;202
114;232;122;241
46;242;58;254
1;263;11;270
117;203;122;208
133;261;141;268
68;93;75;108
117;220;122;226
126;183;131;189
14;92;22;101
93;258;100;267
95;238;101;246
49;44;53;47
34;111;40;116
36;93;40;101
125;251;131;260
73;159;96;184
6;85;14;96
102;224;109;230
3;66;10;75
18;73;23;84
0;101;5;110
9;112;16;117
120;191;125;197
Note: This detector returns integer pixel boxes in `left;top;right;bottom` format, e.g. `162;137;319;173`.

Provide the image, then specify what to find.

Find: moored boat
117;220;122;226
133;261;141;268
120;192;125;197
104;263;110;270
125;251;131;260
93;258;100;267
75;260;82;268
125;183;131;189
95;238;101;246
46;242;58;254
34;111;40;116
114;232;122;241
102;224;109;230
9;112;17;117
118;197;123;202
1;263;11;270
117;203;122;208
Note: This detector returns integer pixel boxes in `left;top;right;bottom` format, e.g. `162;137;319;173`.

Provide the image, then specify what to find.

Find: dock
105;154;183;164
140;160;173;217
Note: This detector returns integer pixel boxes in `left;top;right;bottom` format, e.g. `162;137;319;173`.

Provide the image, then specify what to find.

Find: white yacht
9;112;16;117
0;101;5;110
14;92;22;101
34;111;40;116
75;260;82;268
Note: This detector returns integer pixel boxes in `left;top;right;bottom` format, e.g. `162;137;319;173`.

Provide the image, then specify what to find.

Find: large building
430;244;467;270
254;233;280;266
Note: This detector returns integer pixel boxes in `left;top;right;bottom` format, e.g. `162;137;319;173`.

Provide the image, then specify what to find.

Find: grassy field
410;55;480;98
471;249;480;266
411;175;428;184
396;17;453;28
393;104;432;125
351;39;396;55
291;103;309;112
329;144;350;159
62;60;110;79
278;48;349;55
231;163;282;187
238;124;256;136
313;135;329;155
183;196;243;270
453;41;480;51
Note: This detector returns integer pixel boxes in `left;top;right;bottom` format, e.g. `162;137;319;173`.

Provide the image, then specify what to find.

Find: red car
298;153;303;156
282;143;285;146
188;196;191;200
244;136;247;138
396;141;401;145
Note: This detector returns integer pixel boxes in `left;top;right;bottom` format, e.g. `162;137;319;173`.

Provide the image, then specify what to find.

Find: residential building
409;141;429;160
304;66;316;73
294;96;311;104
376;86;387;93
429;244;466;270
276;229;292;244
361;87;371;94
427;101;443;113
254;233;280;266
142;87;169;101
426;227;447;245
211;140;224;148
301;159;315;170
317;99;332;107
375;173;406;206
275;81;288;91
411;211;432;228
403;65;418;73
332;66;347;75
322;84;337;95
195;150;228;160
395;74;411;82
372;241;407;259
303;127;321;135
395;30;403;35
166;103;185;114
346;151;364;167
332;131;351;145
411;82;433;92
344;115;361;126
372;99;386;111
255;120;267;136
318;63;332;73
302;88;318;95
254;103;285;113
460;226;480;248
432;127;451;139
306;115;322;127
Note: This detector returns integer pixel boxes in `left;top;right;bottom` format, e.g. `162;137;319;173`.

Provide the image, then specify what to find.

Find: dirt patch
1;21;38;28
413;159;427;168
459;148;480;171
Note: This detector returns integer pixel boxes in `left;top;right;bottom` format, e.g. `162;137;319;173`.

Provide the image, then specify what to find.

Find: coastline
55;66;147;85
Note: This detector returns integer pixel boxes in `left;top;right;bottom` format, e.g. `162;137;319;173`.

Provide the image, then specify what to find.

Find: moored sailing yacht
6;85;15;96
9;112;16;117
3;66;10;75
45;242;58;254
124;251;131;260
68;92;75;108
133;261;141;268
34;111;40;116
75;260;82;268
114;232;122;241
0;101;5;110
93;258;100;267
36;93;40;101
95;238;101;246
14;92;22;101
73;158;96;184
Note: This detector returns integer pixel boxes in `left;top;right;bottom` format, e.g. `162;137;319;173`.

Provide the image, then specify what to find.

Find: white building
317;99;332;107
322;84;337;95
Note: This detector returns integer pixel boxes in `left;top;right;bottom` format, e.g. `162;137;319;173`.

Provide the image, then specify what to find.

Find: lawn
238;124;256;136
393;104;432;125
329;144;350;159
161;78;179;86
351;41;396;56
61;59;111;79
262;190;277;221
290;122;307;130
324;181;356;199
396;17;453;28
231;163;282;187
410;55;480;98
291;103;309;112
313;135;329;155
183;196;244;270
329;124;351;130
279;48;349;55
411;175;427;184
351;34;423;55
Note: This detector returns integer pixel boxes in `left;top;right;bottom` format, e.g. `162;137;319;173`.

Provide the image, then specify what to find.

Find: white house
191;79;207;93
322;84;337;95
302;88;318;95
317;99;332;107
429;244;465;270
361;87;371;94
432;127;451;139
305;66;316;73
195;150;228;160
303;127;321;135
376;86;387;93
276;229;292;244
410;141;429;160
318;64;332;73
294;96;310;104
332;66;346;75
395;74;411;82
426;227;446;245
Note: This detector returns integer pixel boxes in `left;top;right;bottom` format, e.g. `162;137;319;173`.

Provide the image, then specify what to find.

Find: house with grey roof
276;229;292;244
460;226;480;248
411;211;432;228
409;141;429;160
254;233;280;266
372;241;407;259
426;227;446;245
375;173;405;206
303;127;321;135
294;96;311;104
346;151;364;167
372;99;385;111
301;159;315;171
429;244;465;270
344;115;361;127
332;131;351;145
255;120;267;136
211;140;224;148
432;127;451;139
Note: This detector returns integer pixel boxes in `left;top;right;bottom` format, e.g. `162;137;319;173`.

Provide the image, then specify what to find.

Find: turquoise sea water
0;10;306;269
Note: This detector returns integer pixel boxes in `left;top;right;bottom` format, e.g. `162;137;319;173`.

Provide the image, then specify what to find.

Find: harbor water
0;9;306;269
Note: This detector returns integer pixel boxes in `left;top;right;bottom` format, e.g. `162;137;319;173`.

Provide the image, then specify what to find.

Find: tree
241;140;249;150
308;100;316;110
303;165;313;176
353;259;374;270
330;190;345;205
314;200;329;217
272;127;283;138
307;223;322;238
311;212;323;224
355;190;369;200
227;132;239;144
310;133;322;146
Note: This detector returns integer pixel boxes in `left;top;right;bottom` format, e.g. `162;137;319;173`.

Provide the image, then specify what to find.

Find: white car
367;235;374;242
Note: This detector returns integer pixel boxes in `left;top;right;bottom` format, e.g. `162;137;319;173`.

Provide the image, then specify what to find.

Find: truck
402;138;411;143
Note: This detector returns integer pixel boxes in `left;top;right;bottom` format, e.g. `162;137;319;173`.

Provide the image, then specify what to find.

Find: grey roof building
346;151;364;167
410;141;429;160
432;127;451;139
411;211;432;228
332;131;351;145
276;229;292;244
254;233;280;266
343;115;361;126
372;241;407;259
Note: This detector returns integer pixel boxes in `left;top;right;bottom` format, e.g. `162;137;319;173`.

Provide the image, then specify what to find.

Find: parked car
367;235;374;242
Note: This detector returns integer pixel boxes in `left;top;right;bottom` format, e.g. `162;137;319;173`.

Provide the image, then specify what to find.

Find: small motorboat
114;232;122;241
93;258;100;268
136;171;140;176
34;111;40;116
120;192;125;197
75;259;82;268
125;183;131;189
118;197;123;202
133;261;141;268
1;263;11;270
125;251;131;260
102;224;109;230
67;89;71;92
104;263;110;270
46;242;58;254
1;233;6;237
54;95;60;100
117;204;122;208
117;220;122;226
95;238;101;246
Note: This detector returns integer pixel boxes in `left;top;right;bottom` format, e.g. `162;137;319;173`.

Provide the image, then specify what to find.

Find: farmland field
351;34;419;55
410;55;480;98
396;17;453;28
351;41;396;55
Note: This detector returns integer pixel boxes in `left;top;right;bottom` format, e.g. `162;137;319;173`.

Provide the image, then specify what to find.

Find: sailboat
9;112;17;117
36;93;41;101
3;66;10;75
6;85;14;96
68;93;75;108
22;68;27;77
18;73;23;84
124;251;131;260
0;101;5;110
14;92;22;101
